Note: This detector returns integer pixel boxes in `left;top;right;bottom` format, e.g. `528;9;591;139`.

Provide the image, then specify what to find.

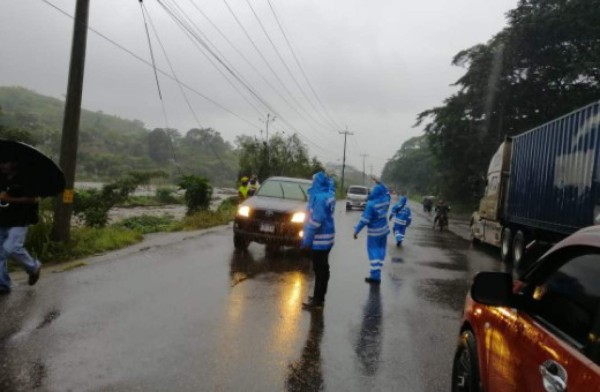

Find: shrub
178;175;213;215
114;215;175;234
155;187;179;204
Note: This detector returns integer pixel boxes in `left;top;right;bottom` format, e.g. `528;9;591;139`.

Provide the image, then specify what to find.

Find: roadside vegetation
21;173;237;266
383;0;600;209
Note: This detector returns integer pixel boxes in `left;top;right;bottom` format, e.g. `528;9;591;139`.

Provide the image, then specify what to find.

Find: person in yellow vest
238;176;250;201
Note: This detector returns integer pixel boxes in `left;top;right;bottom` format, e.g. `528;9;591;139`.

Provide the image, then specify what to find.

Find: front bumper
346;200;366;208
234;218;303;247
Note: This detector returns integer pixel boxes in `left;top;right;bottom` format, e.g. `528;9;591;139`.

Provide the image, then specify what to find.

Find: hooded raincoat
389;196;412;244
354;183;391;281
302;172;335;250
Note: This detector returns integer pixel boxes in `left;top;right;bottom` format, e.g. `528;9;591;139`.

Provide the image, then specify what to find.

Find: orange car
452;225;600;392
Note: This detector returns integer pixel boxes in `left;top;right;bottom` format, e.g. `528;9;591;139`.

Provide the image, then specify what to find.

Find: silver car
346;185;369;211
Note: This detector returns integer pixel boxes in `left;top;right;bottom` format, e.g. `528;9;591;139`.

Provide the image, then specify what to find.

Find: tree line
384;0;600;205
0;86;323;187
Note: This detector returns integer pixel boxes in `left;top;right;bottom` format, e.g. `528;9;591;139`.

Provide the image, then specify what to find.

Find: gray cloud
0;0;517;171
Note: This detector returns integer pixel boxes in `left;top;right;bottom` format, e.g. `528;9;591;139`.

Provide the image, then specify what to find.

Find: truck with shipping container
470;101;600;267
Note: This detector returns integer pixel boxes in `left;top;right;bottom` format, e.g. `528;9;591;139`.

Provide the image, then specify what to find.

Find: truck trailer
471;101;600;267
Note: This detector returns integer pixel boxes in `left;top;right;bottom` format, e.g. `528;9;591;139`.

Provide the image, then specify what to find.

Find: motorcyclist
434;199;450;229
389;195;412;247
422;196;433;214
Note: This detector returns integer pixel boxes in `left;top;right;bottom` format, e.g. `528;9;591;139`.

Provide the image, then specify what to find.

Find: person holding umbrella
0;153;42;294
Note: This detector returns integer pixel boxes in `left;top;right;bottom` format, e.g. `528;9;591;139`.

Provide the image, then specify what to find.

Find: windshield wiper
279;183;286;199
298;184;307;201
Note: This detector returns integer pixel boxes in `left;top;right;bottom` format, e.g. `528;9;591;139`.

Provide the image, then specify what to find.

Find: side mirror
471;272;513;307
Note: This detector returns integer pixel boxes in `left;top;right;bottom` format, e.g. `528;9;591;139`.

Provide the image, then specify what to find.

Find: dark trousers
312;249;331;303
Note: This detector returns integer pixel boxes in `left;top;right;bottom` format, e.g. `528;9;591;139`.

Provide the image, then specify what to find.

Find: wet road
0;202;505;391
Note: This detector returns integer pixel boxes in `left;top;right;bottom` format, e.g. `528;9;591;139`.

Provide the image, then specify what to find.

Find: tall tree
417;0;600;204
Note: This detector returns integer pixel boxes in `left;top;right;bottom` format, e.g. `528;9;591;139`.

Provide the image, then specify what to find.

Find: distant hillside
325;163;367;189
0;86;239;185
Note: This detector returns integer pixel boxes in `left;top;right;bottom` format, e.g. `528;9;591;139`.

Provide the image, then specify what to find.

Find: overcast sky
0;0;517;173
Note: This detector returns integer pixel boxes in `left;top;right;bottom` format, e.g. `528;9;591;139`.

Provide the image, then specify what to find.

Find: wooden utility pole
360;153;368;185
52;0;90;242
338;128;354;193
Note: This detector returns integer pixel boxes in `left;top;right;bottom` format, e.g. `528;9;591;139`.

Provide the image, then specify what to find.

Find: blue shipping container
507;101;600;234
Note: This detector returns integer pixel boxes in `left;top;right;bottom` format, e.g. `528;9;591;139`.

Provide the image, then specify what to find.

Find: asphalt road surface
0;202;506;392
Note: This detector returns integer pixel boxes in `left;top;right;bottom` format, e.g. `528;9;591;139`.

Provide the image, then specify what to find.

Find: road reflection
285;310;324;391
229;248;311;287
355;284;383;376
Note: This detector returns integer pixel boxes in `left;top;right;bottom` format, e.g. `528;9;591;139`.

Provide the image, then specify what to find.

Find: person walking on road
0;157;42;294
301;171;336;310
389;195;412;247
353;180;391;284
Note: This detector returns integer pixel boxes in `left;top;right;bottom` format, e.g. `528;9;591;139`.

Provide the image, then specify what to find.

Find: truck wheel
234;233;249;251
512;230;526;269
501;228;513;263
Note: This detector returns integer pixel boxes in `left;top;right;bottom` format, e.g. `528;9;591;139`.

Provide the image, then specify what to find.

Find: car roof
546;225;600;253
521;226;600;281
265;176;312;184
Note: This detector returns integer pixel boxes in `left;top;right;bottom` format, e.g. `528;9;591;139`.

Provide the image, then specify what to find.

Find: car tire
233;233;249;251
451;330;482;392
512;230;526;269
501;227;513;263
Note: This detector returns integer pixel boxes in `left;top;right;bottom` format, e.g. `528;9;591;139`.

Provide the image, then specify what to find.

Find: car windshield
348;187;368;195
255;179;310;201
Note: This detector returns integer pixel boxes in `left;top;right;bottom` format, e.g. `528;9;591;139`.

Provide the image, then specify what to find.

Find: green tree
178;175;213;215
236;133;323;181
417;0;600;204
382;136;439;196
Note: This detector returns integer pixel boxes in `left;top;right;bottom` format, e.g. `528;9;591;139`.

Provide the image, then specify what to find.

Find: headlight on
237;205;250;217
291;212;306;223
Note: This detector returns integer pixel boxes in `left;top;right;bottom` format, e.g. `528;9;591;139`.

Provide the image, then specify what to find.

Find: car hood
243;196;306;213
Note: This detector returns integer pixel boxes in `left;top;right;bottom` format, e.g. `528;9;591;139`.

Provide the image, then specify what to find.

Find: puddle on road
416;278;470;312
421;261;466;272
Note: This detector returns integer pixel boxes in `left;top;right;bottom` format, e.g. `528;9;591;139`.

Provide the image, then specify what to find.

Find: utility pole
52;0;90;242
338;128;354;193
360;153;368;185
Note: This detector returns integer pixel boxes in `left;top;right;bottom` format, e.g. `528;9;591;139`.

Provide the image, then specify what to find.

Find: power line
219;0;335;136
156;0;340;156
139;1;181;173
40;0;263;132
158;0;266;118
40;0;339;162
143;2;233;168
243;0;336;131
183;0;330;134
265;0;344;130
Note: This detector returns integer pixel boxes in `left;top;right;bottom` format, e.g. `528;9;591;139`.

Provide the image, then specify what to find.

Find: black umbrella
0;139;66;197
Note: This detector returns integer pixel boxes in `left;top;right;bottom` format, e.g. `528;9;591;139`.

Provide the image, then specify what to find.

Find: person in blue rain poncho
353;180;391;284
389;195;412;247
301;171;336;310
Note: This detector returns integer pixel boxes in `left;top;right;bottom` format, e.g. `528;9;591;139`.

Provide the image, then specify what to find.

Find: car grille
251;210;290;222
